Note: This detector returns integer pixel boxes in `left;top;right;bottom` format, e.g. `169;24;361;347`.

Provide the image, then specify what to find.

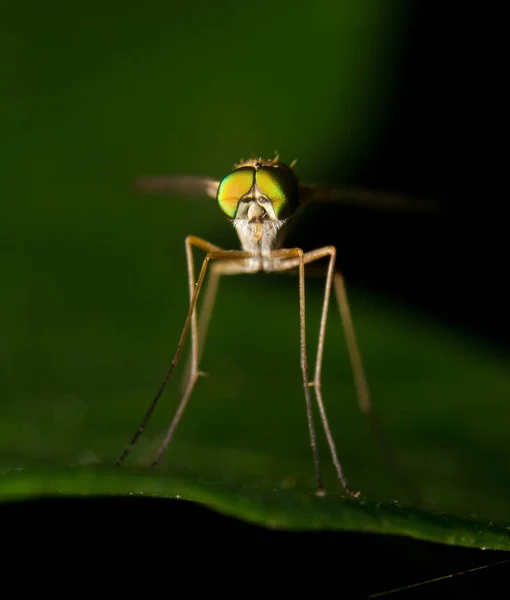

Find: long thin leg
180;260;243;393
273;247;416;497
269;249;328;495
196;265;221;367
150;235;206;467
152;262;251;467
115;236;251;467
333;272;417;499
332;272;370;414
296;250;325;495
308;248;359;497
271;247;358;497
178;245;217;393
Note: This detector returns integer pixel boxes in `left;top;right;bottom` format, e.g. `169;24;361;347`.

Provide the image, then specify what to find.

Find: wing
134;175;220;200
133;175;439;213
299;183;440;213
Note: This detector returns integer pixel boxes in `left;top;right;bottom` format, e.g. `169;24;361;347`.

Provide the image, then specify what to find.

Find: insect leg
115;236;250;467
272;246;359;497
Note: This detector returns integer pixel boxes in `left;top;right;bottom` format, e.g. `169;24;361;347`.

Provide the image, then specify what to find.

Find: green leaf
2;467;510;551
2;281;510;550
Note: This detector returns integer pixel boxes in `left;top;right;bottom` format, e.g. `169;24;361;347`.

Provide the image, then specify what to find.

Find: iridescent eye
255;166;299;219
217;167;255;218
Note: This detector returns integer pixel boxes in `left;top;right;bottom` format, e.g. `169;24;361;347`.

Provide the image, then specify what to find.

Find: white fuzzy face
231;180;287;255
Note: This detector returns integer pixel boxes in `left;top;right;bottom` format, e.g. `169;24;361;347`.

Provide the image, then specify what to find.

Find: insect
115;155;437;496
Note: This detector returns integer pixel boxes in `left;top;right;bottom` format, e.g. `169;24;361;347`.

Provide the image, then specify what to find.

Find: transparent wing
134;175;220;200
299;183;440;213
133;175;439;212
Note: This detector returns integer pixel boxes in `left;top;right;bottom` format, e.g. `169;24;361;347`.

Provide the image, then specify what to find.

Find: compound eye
217;167;255;218
255;166;299;219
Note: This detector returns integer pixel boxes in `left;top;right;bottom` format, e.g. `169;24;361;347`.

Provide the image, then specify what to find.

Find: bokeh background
1;1;508;594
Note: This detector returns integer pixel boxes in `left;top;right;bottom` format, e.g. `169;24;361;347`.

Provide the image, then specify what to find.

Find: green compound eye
255;166;299;219
217;167;255;218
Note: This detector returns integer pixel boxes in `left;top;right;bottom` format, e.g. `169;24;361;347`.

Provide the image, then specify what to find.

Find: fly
115;155;438;497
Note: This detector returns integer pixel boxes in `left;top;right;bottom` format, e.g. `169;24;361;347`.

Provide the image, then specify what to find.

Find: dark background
295;3;507;353
1;2;508;597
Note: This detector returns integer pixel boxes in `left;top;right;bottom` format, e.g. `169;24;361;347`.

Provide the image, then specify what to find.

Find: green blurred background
2;0;510;537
